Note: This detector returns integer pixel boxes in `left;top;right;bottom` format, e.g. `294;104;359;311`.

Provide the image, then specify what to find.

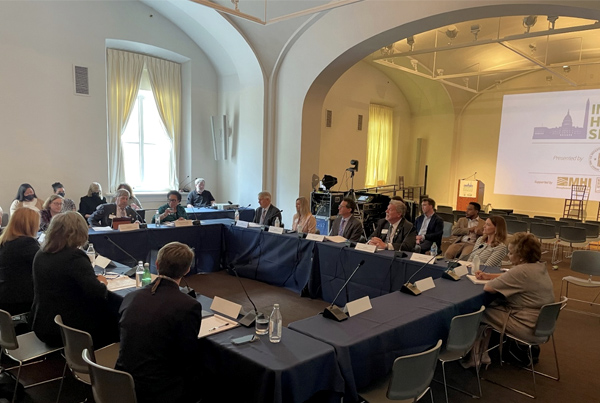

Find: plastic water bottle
142;263;152;286
274;217;280;228
234;209;240;221
430;242;438;257
135;261;144;288
86;243;96;266
269;304;282;343
154;210;161;226
473;255;481;275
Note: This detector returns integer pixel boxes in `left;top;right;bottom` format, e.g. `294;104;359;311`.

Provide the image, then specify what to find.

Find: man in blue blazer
414;197;444;254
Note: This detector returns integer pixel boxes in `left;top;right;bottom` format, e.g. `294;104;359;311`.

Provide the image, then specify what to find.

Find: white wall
0;0;218;212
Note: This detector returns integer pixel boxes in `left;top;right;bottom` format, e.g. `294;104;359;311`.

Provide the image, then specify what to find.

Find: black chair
453;210;465;222
506;220;528;234
489;210;507;215
575;222;600;239
503;215;519;222
534;215;556;223
552;226;587;264
559;217;581;225
437;212;455;224
510;213;529;220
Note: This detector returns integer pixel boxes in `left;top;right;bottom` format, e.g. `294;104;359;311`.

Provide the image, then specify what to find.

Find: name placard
454;265;469;277
210;296;242;320
414;277;436;292
95;255;111;269
236;220;249;228
174;219;193;227
268;226;284;234
345;296;372;317
409;253;435;264
119;223;139;232
354;243;377;253
306;233;325;242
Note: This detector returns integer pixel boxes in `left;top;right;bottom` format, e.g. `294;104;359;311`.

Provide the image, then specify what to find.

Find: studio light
321;175;338;190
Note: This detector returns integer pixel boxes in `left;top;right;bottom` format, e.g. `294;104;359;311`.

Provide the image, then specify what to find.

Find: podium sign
459;180;478;198
456;180;485;211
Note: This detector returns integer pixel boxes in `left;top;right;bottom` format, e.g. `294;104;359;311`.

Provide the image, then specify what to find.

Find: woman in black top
78;182;107;219
0;208;40;315
30;211;122;347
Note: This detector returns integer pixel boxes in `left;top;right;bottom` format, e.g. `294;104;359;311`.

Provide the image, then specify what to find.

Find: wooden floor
2;245;599;403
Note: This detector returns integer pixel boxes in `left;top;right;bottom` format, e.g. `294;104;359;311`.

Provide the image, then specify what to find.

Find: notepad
467;275;490;285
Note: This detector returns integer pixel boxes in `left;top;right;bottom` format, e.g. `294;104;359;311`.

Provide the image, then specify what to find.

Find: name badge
381;228;388;235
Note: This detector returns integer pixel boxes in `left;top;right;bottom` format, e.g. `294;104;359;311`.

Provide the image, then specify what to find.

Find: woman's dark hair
168;190;182;202
15;183;36;201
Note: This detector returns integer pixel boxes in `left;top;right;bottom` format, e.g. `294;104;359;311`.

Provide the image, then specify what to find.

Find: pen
208;323;230;332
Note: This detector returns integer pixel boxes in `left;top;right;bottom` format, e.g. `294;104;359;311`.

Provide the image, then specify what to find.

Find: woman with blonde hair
0;208;41;315
464;215;508;267
30;211;121;347
39;195;64;232
292;196;317;233
111;183;143;210
78;182;107;219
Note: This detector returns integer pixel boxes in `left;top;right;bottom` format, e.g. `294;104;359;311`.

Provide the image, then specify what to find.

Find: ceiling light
529;43;537;53
547;16;558;30
406;36;415;51
380;44;394;56
445;25;459;39
563;65;571;73
410;59;419;71
436;69;444;76
523;15;538;33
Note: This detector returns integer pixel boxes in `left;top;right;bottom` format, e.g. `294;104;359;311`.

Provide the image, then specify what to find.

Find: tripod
346;168;367;241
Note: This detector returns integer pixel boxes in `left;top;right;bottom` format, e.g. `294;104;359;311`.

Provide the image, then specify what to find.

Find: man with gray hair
253;191;282;226
367;200;416;251
88;188;138;226
186;178;215;208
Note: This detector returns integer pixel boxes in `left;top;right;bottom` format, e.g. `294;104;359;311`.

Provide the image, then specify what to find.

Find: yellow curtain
106;49;145;193
146;56;181;190
365;104;393;187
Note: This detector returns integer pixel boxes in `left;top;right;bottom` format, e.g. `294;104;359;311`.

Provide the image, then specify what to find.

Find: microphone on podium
322;260;365;321
400;253;438;296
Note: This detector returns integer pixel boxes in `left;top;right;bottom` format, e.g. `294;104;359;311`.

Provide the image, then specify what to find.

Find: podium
456;180;484;211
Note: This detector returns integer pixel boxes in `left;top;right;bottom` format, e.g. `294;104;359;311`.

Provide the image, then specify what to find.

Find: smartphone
231;334;258;345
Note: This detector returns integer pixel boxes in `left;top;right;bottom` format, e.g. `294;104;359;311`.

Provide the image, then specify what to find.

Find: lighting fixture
470;24;480;41
410;59;419;71
523;15;538;33
406;36;415;51
548;16;559;30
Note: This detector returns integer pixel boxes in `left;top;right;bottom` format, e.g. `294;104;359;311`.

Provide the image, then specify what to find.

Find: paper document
325;235;347;243
199;314;239;338
467;275;490;285
91;226;113;231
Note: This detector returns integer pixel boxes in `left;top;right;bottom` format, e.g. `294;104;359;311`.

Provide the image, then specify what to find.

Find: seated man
88;188;138;226
153;191;188;223
444;202;485;260
414;197;444;254
367;200;416;251
52;182;76;212
253;191;282;226
329;197;363;242
186;178;215;208
390;195;412;223
116;242;202;403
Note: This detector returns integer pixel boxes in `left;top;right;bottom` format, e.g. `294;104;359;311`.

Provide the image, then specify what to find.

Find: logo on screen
557;177;591;189
533;99;589;140
589;147;600;172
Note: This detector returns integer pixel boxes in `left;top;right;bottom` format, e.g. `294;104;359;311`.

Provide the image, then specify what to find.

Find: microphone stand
442;244;485;281
229;265;259;327
323;260;365;321
400;254;437;296
103;235;139;276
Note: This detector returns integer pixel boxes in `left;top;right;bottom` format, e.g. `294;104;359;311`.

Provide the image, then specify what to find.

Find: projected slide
495;89;600;201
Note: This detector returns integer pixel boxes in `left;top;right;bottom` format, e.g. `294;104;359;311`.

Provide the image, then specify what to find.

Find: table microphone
132;209;147;228
179;175;191;192
443;244;484;281
103;235;138;275
323;260;365;322
400;254;438;296
228;264;259;327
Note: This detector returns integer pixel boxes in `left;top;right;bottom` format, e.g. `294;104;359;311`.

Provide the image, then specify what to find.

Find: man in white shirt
444;202;485;260
367;200;415;251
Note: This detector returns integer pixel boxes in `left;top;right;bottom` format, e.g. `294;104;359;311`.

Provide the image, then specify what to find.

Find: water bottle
473;255;481;275
274;217;280;228
142;263;152;286
86;243;96;266
155;210;161;226
135;261;144;288
234;209;240;221
269;304;282;343
430;242;438;257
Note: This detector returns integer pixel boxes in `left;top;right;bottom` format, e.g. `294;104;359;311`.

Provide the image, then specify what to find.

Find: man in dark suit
116;242;203;403
329;197;363;242
367;200;416;251
414;197;444;254
253;191;282;226
88;188;138;227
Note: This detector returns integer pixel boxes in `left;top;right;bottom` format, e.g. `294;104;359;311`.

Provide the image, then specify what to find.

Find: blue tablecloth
88;223;223;274
185;206;254;221
289;277;487;402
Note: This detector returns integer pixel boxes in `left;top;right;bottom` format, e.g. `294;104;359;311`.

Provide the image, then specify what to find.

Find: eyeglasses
168;199;179;202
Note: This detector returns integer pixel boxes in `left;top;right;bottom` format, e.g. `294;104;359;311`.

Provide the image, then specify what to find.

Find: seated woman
30;211;122;347
78;182;107;219
464;233;555;368
291;196;317;233
464;216;508;267
10;183;43;216
111;183;143;210
0;208;40;315
153;191;188;223
40;195;64;232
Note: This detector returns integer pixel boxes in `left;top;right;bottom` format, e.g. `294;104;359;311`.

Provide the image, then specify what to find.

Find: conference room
1;1;600;402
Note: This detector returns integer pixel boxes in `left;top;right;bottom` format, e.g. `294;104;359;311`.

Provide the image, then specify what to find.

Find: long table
289;277;487;402
185;206;254;221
